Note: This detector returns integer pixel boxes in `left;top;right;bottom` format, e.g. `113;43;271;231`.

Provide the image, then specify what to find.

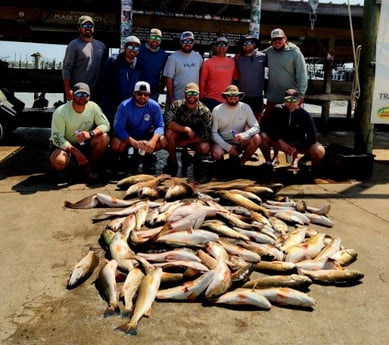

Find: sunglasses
74;92;89;98
226;93;240;97
216;43;228;48
182;39;194;45
80;23;94;29
242;40;253;46
149;35;161;41
284;97;299;103
135;91;150;97
271;37;284;42
186;91;199;97
125;45;140;51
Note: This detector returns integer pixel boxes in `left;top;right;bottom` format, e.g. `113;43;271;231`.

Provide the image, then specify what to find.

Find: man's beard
226;99;239;106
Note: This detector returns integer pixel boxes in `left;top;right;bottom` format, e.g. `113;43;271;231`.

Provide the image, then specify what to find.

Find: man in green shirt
49;82;110;180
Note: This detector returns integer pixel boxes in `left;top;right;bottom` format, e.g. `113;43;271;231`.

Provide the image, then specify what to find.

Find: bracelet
89;131;95;138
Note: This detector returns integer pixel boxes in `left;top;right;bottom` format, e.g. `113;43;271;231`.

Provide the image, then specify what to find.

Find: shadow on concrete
1;125;389;197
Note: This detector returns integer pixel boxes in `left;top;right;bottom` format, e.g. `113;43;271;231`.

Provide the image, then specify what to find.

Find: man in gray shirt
163;31;203;106
62;15;107;103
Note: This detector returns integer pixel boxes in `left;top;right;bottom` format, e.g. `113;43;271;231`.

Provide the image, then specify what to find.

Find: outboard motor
0;87;25;142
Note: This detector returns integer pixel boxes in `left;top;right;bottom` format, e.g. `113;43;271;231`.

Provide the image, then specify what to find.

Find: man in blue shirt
137;28;168;102
111;81;167;171
101;35;142;125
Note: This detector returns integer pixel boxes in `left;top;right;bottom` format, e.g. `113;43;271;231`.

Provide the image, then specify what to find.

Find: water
16;92;65;108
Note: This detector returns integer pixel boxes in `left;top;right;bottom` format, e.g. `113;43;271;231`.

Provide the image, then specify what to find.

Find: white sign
371;1;389;123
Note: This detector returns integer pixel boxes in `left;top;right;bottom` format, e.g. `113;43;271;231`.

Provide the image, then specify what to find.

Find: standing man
62;15;107;103
263;28;307;117
163;31;203;106
137;28;169;102
260;88;325;168
163;82;212;177
111;81;166;171
49;82;110;181
211;85;261;166
234;35;267;121
101;35;142;125
199;36;236;111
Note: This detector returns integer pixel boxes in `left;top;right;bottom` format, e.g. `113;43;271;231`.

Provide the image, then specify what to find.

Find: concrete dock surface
0;126;388;345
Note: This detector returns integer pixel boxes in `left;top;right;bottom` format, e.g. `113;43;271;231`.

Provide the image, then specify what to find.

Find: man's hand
229;145;239;157
73;150;88;166
184;126;195;139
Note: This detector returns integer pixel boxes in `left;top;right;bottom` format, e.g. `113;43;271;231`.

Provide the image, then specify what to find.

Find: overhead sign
371;0;389;124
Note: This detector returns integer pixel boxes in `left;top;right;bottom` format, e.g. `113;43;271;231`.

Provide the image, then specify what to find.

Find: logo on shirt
144;114;151;122
184;62;197;68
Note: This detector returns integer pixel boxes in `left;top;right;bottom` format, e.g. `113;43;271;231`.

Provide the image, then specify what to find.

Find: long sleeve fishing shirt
50;101;110;150
211;102;260;152
263;104;318;149
264;42;307;103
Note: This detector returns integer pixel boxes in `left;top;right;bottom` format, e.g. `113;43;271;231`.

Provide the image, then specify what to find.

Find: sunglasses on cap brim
225;93;241;97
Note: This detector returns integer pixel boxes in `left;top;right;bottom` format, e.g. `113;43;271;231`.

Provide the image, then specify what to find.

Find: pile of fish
64;174;364;336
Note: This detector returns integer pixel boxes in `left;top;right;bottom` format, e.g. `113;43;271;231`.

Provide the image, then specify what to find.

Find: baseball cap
125;35;141;45
150;28;162;37
180;31;194;41
72;82;90;96
78;15;94;25
238;34;258;46
134;81;151;93
215;37;228;45
271;28;286;39
185;82;200;93
284;88;300;99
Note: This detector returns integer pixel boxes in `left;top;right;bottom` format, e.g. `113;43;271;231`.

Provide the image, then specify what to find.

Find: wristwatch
89;131;95;138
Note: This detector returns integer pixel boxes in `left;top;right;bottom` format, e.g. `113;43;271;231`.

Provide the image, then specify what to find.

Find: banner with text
371;1;389;123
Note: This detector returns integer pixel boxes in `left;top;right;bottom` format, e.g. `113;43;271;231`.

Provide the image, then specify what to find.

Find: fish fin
144;307;152;318
158;222;172;237
121;310;131;318
64;194;100;209
63;200;74;208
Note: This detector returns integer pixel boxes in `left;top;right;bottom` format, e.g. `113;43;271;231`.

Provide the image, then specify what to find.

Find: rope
347;0;361;106
308;0;319;30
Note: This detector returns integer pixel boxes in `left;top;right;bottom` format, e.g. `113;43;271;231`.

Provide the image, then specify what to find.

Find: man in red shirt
200;37;236;111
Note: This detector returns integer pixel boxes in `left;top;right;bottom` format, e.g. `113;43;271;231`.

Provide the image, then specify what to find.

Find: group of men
49;15;325;182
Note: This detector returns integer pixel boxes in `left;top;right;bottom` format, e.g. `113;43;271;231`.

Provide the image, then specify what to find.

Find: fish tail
63;201;74;208
121;310;131;318
158;222;172;237
104;304;121;318
115;322;138;335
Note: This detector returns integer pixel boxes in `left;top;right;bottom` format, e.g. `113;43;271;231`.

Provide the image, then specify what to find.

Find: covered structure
0;0;363;58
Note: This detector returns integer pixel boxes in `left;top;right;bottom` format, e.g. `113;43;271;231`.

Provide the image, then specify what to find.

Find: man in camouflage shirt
163;82;212;177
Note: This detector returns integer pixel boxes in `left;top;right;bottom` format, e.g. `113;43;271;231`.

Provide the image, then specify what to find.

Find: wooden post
320;39;335;130
249;0;262;39
354;0;380;154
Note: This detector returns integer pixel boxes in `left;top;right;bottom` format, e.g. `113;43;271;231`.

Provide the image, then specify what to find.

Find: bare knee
50;149;70;171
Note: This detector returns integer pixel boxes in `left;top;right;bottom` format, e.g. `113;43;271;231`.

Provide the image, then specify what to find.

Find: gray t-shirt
62;37;107;89
163;50;203;100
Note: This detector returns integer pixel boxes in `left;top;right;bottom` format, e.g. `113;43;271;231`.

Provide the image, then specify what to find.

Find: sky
0;0;364;63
